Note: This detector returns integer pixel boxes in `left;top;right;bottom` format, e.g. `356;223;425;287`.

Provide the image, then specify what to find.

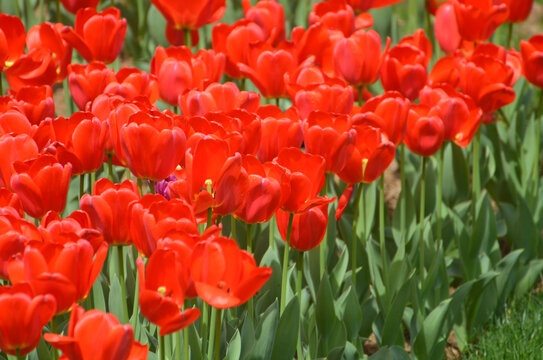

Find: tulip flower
234;155;288;223
190;236;272;308
256;105;303;162
4;48;59;91
33;112;108;175
452;0;508;43
520;35;543;89
499;0;533;23
0;290;56;356
59;0;100;14
212;19;268;79
151;0;226;46
26;22;72;82
10;155;72;219
137;250;200;335
129;194;198;257
0;14;26;72
80;178;141;245
7;85;55;125
404;105;445;157
0;133;38;190
434;2;463;54
120;110;186;181
358;91;410;146
180;82;260;116
0;106;32;136
8;240;108;314
276;203;330;251
151;46;225;106
309;0;356;36
346;0;406;12
303;111;358;174
104;67;159;103
0;189;23;217
242;0;286;46
61;7;127;64
45;305;148;359
68;62;116;110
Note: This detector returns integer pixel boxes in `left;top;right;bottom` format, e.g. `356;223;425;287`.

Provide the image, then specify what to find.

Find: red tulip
0;14;26;72
45;305;148;360
8;240;108;314
104;67;159;103
26;22;72;82
180;82;260;116
68;62;116;110
346;0;406;12
0;134;38;190
337;122;396;184
10;155;71;219
434;2;463;54
309;0;356;36
303;111;357;174
499;0;533;22
404;105;445;156
242;0;286;46
59;0;100;14
190;236;272;308
129;194;198;258
520;34;543;89
0;106;32;136
80;178;140;245
276;203;329;251
150;46;225;106
0;189;23;217
33;112;108;175
234;155;287;223
137;250;200;335
62;7;127;64
4;48;59;92
452;0;508;43
0;290;56;356
120;110;186;181
256;105;303;162
7;85;54;125
358;91;410;146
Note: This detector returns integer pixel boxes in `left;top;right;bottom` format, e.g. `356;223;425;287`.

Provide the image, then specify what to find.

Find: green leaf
92;273;107;312
368;346;410;360
240;315;256;360
330;243;349;295
188;323;203;360
442;144;470;205
380;271;413;346
494;249;523;305
226;330;241;360
337;287;363;341
515;259;543;296
315;274;338;342
108;273;124;321
248;300;279;360
270;297;300;360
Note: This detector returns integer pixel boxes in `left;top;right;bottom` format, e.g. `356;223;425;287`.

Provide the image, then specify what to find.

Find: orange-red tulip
0;133;38;190
256;105;303;162
68;62;116;110
7;85;54;125
520;35;543;89
276;203;329;251
104;67;159;103
0;14;26;72
452;0;508;43
59;0;100;14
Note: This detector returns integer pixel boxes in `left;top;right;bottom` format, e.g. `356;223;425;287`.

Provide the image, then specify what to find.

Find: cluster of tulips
0;0;542;359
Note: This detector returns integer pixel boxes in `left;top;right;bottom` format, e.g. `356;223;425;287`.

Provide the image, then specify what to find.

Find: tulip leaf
240;314;256;360
108;273;124;322
147;4;169;47
470;193;498;261
270;297;300;360
380;270;413;346
226;330;241;360
188;323;203;360
514;259;543;297
442;144;470;205
368;346;409;360
337;287;363;341
92;273;107;312
248;300;279;360
330;242;348;294
315;274;337;343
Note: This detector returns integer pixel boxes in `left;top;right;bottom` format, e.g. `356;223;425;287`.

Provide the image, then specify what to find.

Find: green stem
246;223;254;320
280;213;294;315
208;307;221;360
183;28;191;50
296;250;304;360
0;72;3;96
472;130;481;221
159;333;165;360
173;105;178;114
275;97;280;108
16;348;24;360
55;0;60;25
15;0;22;18
269;215;275;249
79;174;85;199
118;246;129;323
400;144;406;248
206;207;213;229
231;215;237;240
39;0;44;22
200;302;209;353
532;90;543;199
62;79;73;116
419;157;427;289
51;316;59;360
108;154;115;182
88;172;95;194
111;0;114;6
437;145;444;243
379;176;387;281
506;22;513;49
319;175;328;280
351;183;363;288
137;178;143;196
149;180;155;195
184;326;190;360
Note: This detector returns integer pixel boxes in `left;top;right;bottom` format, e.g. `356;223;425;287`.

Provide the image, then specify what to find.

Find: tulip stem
108;154;115;182
208;307;221;360
80;174;85;199
296;250;304;360
379;176;387;281
207;207;213;228
159;333;165;360
280;213;294;315
184;327;189;360
183;28;191;51
0;73;3;95
51;316;59;360
472;130;481;221
62;79;73;117
246;223;254;320
231;215;237;240
137;178;143;197
88;172;95;194
275;97;280;108
437;145;444;244
419;157;427;292
506;22;513;49
117;246;129;323
55;0;60;25
16;348;24;360
149;180;155;194
400;144;406;244
532;90;543;201
351;183;363;288
319;175;328;280
269;215;275;249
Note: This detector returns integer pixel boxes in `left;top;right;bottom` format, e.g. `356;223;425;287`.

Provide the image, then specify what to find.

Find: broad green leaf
315;274;338;343
331;243;349;295
337;287;363;341
368;346;410;360
380;271;413;346
442;144;470;205
270;297;300;360
248;300;279;360
225;330;241;360
108;273;124;322
188;323;203;360
515;259;543;296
